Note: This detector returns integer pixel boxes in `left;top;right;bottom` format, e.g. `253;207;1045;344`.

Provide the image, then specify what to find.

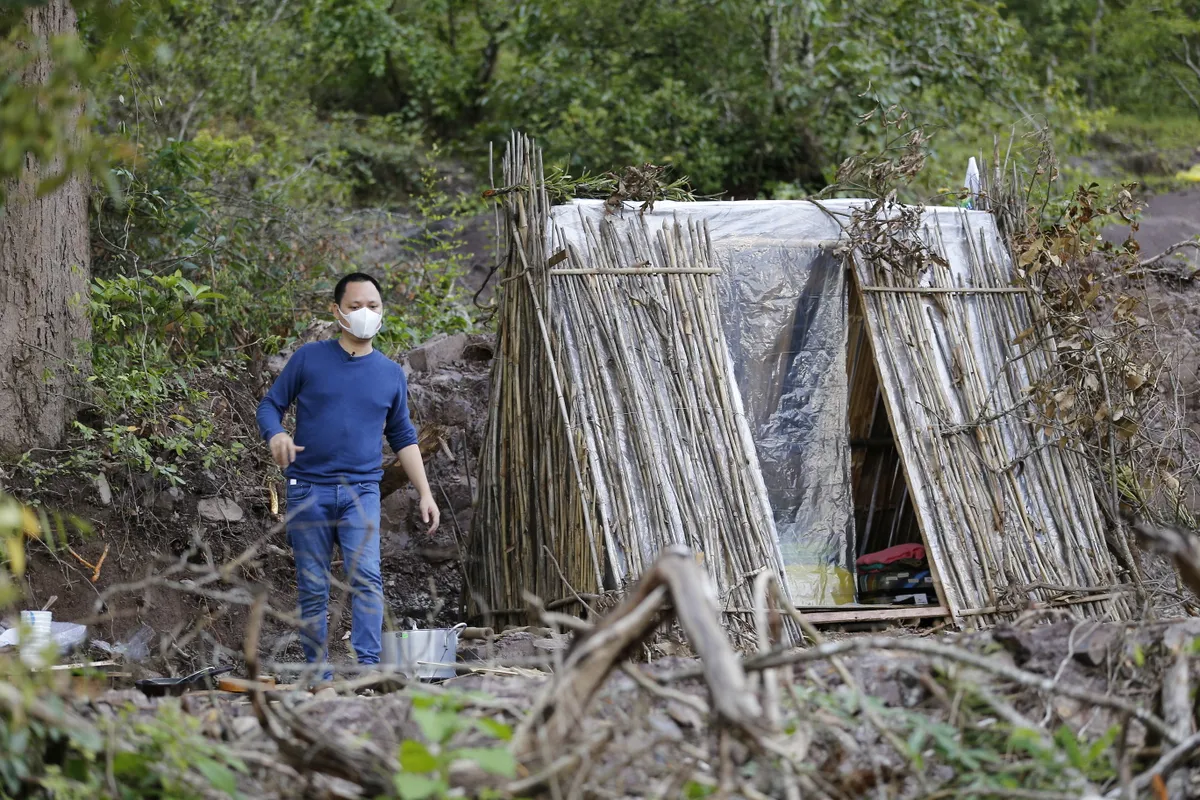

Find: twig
514;548;763;759
1139;240;1200;270
505;729;614;796
1110;730;1200;799
755;571;916;776
91;543;109;582
620;663;708;716
66;546;98;574
664;635;1180;746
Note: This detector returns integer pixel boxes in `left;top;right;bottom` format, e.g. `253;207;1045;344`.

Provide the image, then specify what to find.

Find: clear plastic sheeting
549;200;860;605
727;248;853;605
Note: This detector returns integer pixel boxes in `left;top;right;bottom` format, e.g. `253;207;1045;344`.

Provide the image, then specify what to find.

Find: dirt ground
71;616;1200;798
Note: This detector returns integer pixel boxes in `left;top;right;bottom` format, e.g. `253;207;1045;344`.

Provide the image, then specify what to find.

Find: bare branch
1139;240;1200;271
665;635;1181;746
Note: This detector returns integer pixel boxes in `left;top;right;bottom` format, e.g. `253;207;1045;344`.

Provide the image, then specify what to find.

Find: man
256;272;439;679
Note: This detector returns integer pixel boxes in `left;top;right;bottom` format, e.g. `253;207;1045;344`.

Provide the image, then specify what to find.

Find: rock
408;333;468;373
991;626;1034;666
94;473;113;506
666;700;703;731
1071;627;1119;668
647;711;684;741
130;472;155;493
441;398;474;427
231;716;259;738
198;497;244;523
151;486;185;512
195;469;219;496
461;335;495;362
266;353;290;376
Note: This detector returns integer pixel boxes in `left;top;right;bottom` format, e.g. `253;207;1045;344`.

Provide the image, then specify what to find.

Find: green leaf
410;693;439;710
474;717;513;741
412;708;461;745
454;747;517;778
1054;725;1085;771
1006;727;1045;757
398;739;439;774
35;169;71;198
195;756;238;796
1087;726;1121;766
906;725;927;760
111;751;150;780
393;772;445;800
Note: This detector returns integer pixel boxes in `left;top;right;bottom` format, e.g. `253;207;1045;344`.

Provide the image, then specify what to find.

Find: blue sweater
256;339;419;484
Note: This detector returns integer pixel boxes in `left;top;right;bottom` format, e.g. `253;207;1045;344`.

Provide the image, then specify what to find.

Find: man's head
331;272;383;340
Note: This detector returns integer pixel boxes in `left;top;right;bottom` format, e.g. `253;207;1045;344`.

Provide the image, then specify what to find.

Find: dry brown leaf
1124;368;1147;391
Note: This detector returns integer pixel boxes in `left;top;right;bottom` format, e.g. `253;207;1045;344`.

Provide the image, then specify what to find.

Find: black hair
333;272;382;305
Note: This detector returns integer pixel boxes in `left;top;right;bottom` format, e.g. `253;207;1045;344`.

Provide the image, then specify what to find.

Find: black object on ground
135;665;234;698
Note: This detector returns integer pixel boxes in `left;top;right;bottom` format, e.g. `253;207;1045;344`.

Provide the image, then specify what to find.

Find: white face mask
337;306;383;339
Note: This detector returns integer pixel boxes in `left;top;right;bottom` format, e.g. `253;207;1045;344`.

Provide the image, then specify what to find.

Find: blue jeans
285;480;383;678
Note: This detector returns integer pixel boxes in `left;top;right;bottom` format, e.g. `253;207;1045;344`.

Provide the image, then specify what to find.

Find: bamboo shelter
467;135;1134;627
468;135;788;624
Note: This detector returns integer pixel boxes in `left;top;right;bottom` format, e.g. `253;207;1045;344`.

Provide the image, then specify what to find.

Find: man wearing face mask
256;271;440;680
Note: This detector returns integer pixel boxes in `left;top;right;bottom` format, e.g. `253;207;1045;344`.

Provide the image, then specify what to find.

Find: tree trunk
0;0;91;455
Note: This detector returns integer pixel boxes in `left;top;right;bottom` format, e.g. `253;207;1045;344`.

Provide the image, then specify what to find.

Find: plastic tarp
548;200;862;605
0;621;89;655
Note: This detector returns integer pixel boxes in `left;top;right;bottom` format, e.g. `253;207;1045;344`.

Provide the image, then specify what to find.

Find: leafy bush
373;157;479;355
0;680;247;800
394;690;516;800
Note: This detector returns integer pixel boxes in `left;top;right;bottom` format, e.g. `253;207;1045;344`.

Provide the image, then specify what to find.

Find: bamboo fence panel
468;134;787;624
850;209;1131;623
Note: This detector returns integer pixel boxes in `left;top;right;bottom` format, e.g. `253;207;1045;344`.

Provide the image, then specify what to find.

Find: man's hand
420;494;440;534
269;432;305;468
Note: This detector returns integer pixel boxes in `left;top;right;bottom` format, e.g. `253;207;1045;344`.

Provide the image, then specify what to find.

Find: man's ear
330;303;341;317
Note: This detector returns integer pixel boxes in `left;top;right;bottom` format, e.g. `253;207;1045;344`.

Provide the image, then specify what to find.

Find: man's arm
385;371;439;533
257;348;305;468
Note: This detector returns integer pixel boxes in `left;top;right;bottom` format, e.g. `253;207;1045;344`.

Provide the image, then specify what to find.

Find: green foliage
0;674;247;800
682;780;717;798
15;265;248;487
330;0;1080;196
374;158;477;355
392;691;515;800
5;0;1196;497
0;0;158;203
795;684;1118;795
1004;0;1200;118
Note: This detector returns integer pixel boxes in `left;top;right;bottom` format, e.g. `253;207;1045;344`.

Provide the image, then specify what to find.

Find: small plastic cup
18;610;53;668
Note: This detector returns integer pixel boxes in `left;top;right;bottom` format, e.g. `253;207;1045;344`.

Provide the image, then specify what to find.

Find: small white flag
964;157;982;210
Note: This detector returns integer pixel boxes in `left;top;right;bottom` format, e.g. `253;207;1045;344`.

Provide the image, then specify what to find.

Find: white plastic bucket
381;623;466;680
18;610;53;668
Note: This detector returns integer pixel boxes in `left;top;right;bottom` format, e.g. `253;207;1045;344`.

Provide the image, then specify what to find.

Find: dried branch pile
68;545;1200;800
469;133;787;622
